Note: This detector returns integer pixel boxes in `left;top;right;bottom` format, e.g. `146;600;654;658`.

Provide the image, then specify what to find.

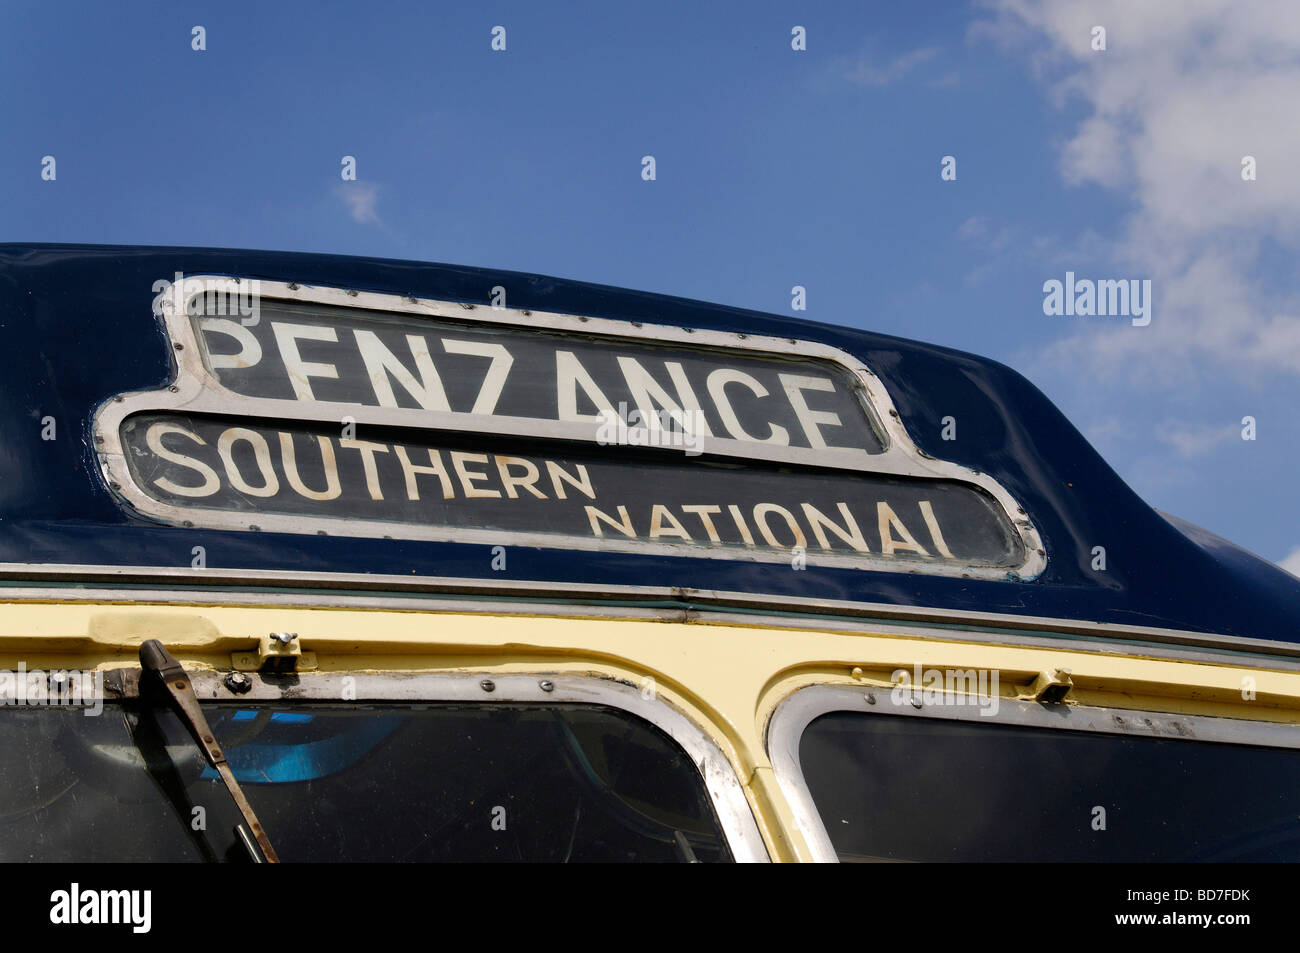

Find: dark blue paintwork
0;244;1297;643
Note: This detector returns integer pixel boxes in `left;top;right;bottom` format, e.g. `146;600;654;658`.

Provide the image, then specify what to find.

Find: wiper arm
138;640;280;863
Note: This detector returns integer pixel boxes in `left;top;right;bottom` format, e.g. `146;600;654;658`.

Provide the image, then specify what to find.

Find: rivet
850;667;864;680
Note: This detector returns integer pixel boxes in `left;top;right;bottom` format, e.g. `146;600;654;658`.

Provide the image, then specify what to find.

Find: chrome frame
766;683;1300;863
92;276;1046;581
2;562;1298;666
180;669;769;863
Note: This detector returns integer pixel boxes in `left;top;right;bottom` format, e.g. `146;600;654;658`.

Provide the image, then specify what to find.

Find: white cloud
1279;546;1300;578
843;46;939;86
1157;420;1238;459
978;0;1300;383
335;182;383;226
1084;416;1125;444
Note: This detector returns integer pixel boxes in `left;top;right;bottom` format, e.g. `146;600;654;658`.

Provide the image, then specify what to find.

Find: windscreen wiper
138;640;280;863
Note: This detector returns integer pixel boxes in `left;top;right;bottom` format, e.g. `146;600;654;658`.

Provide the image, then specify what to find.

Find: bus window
0;703;733;862
796;710;1300;862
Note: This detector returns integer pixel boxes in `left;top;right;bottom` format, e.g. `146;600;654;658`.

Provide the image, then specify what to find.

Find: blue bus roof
1;243;1297;645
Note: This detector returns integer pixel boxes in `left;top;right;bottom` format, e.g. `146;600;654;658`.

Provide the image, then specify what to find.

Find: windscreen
799;711;1300;862
0;702;732;862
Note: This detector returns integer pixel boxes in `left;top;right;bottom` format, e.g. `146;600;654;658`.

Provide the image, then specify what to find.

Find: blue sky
2;0;1298;569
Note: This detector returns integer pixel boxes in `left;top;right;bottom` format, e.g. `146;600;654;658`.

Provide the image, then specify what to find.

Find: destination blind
191;299;885;455
95;283;1041;576
120;413;1025;567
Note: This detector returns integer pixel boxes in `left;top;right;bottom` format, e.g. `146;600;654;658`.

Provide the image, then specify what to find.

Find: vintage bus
0;243;1297;862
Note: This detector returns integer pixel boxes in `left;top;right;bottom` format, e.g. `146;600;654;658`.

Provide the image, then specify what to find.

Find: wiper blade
138;640;280;863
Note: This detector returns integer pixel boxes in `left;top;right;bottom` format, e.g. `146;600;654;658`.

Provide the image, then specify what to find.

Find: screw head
480;679;496;693
539;680;554;692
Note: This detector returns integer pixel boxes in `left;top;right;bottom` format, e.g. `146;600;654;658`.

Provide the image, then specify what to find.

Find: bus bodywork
1;243;1298;862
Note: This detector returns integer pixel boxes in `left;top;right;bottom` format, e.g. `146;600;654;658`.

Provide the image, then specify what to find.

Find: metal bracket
231;632;318;673
1022;668;1073;704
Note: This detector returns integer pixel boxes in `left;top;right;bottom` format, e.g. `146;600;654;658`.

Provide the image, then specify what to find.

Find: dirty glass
0;703;732;862
799;711;1300;862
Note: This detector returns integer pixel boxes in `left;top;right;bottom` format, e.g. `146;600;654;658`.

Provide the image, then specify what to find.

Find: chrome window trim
90;275;1046;581
767;683;1300;863
182;670;769;863
2;562;1299;664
